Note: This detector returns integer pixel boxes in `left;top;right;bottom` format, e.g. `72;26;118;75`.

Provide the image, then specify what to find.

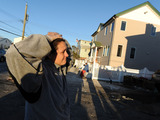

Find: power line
0;2;29;38
0;8;22;22
0;27;21;37
0;20;22;32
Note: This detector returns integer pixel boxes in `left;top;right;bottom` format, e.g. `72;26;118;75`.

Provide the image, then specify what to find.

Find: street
0;62;7;73
0;63;160;120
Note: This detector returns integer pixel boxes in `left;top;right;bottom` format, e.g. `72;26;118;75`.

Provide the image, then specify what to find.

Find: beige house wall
80;48;90;58
124;23;160;70
109;18;147;67
94;17;160;71
91;2;160;71
109;17;160;70
77;40;91;58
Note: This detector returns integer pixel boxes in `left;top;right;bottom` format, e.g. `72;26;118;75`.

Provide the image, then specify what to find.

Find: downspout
108;16;116;65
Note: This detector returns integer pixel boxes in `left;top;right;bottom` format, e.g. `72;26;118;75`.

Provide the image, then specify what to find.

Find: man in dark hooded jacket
6;32;71;120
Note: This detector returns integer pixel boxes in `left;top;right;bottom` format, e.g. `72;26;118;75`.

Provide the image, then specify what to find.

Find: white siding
120;6;160;25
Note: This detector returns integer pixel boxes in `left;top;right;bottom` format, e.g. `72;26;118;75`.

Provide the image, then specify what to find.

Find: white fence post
92;47;97;80
118;71;123;82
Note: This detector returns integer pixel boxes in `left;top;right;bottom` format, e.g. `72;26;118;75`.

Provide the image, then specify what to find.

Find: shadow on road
86;78;123;120
67;71;122;120
67;69;160;120
0;90;25;120
0;69;160;120
67;72;89;120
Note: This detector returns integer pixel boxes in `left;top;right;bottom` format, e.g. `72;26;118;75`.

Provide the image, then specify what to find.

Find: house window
106;46;110;56
111;22;114;32
105;26;108;35
102;47;106;56
100;26;104;31
85;49;87;52
151;26;156;36
121;21;126;31
102;46;110;56
117;45;122;57
130;48;136;59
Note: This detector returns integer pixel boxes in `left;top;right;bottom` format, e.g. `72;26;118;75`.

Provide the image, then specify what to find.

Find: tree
73;51;80;59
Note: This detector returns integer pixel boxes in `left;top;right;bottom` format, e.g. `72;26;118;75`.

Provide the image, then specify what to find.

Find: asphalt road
0;62;7;73
0;64;160;120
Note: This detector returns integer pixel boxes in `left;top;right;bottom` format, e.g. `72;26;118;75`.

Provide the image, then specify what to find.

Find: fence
91;63;154;82
74;59;154;82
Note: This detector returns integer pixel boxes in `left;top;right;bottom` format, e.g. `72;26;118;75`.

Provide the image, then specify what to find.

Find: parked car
152;70;160;92
0;49;6;62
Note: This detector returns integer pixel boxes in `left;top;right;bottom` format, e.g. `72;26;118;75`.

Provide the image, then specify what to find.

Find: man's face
54;41;69;66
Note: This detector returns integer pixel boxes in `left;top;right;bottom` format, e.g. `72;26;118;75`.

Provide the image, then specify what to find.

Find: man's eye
63;50;67;53
62;51;65;53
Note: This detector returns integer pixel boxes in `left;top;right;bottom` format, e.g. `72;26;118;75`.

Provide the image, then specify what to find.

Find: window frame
102;46;106;56
104;26;108;35
110;22;114;32
102;45;110;56
106;46;110;56
121;21;126;31
130;47;136;59
117;45;123;57
151;26;156;36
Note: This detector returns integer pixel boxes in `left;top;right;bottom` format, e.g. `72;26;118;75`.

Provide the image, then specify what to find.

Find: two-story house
91;1;160;71
77;40;91;59
0;38;12;49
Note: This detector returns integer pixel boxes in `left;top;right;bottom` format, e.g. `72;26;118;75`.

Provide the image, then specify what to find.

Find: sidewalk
0;68;160;120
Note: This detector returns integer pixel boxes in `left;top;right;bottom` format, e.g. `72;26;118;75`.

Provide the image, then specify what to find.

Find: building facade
0;38;12;49
91;2;160;71
77;40;91;59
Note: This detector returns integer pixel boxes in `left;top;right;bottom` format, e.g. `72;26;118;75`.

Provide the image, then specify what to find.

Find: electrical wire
0;2;29;37
0;20;22;32
0;8;22;22
0;27;21;37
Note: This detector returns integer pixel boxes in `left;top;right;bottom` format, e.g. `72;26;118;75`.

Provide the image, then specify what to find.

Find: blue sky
0;0;159;46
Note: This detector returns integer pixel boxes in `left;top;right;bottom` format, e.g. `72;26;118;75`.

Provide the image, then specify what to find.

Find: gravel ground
0;66;160;120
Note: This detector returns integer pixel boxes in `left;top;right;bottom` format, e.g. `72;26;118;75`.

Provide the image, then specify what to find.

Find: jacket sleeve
6;34;52;93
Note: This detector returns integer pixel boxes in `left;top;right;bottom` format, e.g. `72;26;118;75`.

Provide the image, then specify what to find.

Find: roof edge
116;1;160;17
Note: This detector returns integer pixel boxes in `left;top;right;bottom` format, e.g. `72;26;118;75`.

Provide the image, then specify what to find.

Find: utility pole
22;3;28;40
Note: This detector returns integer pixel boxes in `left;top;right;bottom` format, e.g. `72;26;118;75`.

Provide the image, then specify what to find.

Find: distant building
77;40;91;59
0;38;12;49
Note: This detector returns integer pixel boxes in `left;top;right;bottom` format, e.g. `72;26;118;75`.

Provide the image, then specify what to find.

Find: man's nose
65;51;69;57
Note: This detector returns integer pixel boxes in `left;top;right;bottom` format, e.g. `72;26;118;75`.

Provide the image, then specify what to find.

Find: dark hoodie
6;34;70;120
